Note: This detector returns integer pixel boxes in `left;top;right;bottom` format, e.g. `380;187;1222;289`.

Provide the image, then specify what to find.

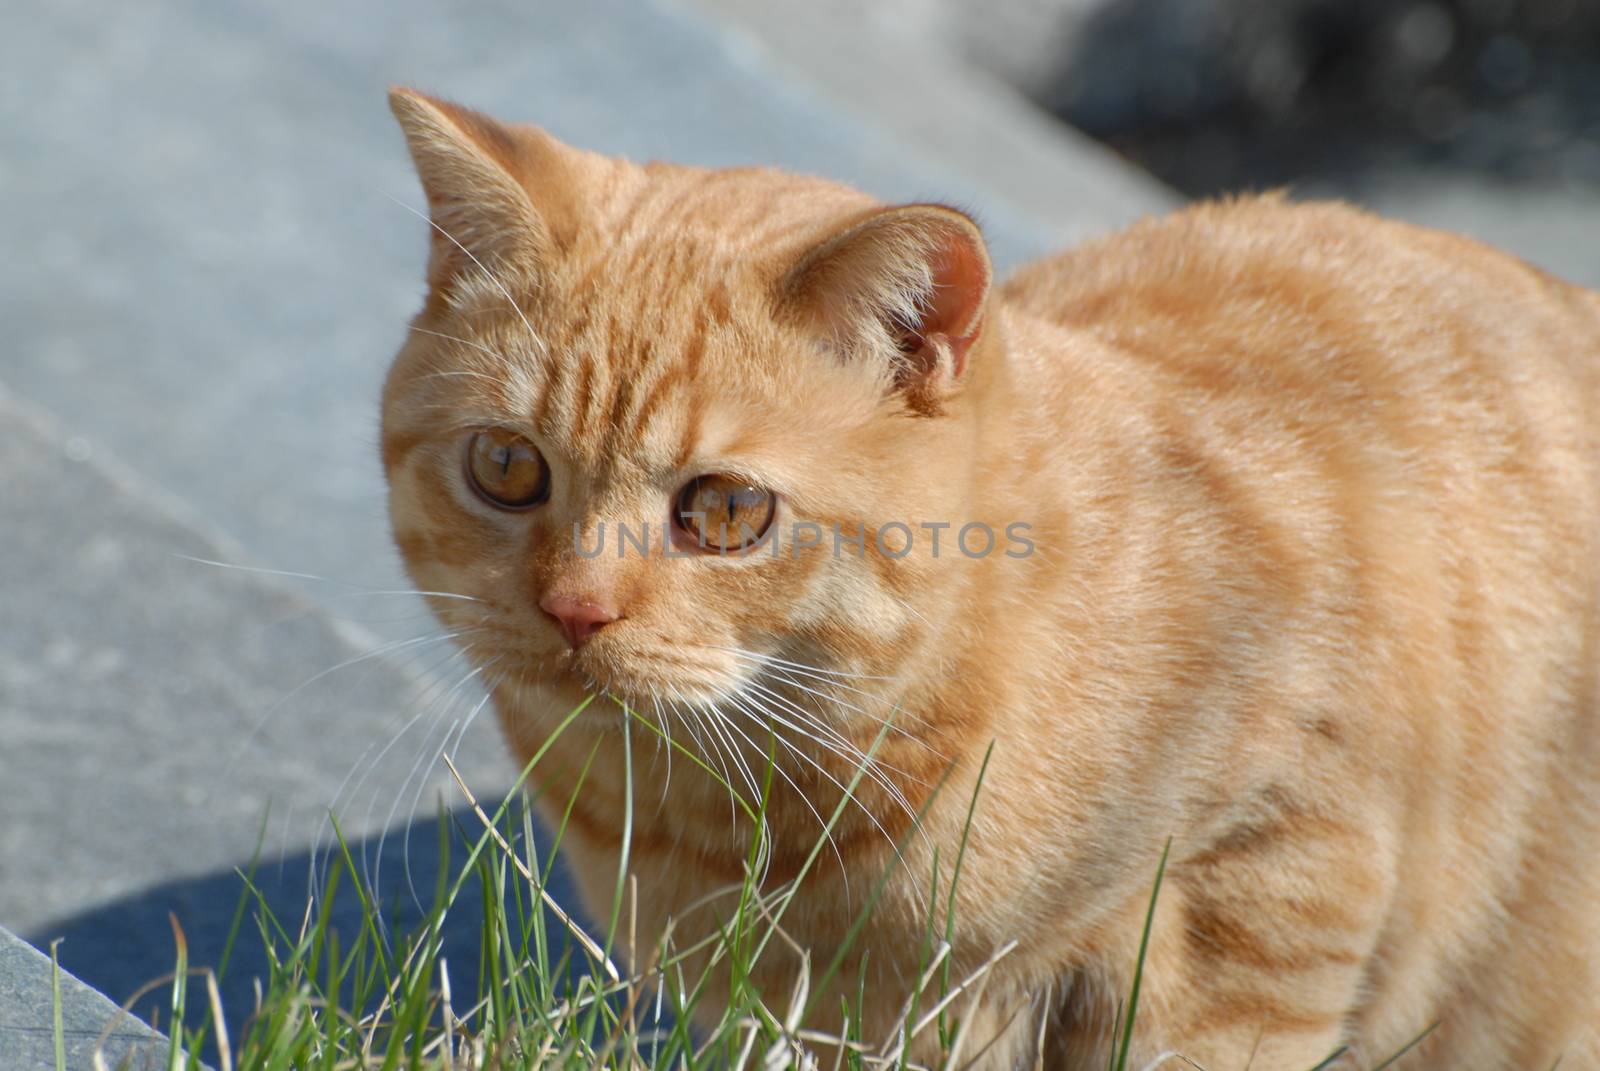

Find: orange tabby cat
382;87;1600;1068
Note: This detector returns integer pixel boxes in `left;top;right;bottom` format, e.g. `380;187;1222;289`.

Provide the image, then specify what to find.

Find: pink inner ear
904;228;991;381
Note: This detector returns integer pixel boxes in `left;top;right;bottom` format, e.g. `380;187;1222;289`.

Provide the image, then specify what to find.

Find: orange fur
382;87;1600;1068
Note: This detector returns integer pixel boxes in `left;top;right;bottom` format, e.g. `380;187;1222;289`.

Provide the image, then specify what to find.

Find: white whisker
398;659;506;907
716;646;937;741
408;325;518;365
698;697;790;884
709;643;903;685
709;687;847;889
720;686;906;863
240;626;485;895
375;657;498;905
697;696;764;829
740;677;923;821
313;636;480;903
757;665;942;762
382;193;550;359
174;552;485;606
666;683;735;830
307;637;467;907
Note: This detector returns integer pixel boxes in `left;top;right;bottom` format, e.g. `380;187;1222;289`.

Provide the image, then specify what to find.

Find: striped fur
383;89;1600;1068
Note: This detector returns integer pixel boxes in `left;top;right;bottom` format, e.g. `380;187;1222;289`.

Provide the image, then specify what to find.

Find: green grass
81;701;1429;1070
88;701;1028;1071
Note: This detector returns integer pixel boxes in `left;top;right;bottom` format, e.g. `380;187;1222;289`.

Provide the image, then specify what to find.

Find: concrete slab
684;0;1177;245
1299;170;1600;291
0;384;516;1027
0;926;167;1071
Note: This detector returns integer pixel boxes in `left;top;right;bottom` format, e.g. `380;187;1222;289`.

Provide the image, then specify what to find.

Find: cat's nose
539;593;621;649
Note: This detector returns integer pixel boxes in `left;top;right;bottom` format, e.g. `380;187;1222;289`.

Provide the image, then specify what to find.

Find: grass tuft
101;701;1438;1070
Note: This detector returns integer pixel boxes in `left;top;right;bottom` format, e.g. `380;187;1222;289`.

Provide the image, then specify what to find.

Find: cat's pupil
675;475;776;552
465;428;549;509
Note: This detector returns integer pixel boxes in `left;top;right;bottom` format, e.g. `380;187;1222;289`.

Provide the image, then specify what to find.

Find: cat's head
381;88;1005;729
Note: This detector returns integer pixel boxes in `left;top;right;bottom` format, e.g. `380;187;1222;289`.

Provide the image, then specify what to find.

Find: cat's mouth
474;615;748;716
524;634;737;714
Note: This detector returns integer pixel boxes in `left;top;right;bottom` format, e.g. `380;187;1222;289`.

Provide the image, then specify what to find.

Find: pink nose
539;593;621;649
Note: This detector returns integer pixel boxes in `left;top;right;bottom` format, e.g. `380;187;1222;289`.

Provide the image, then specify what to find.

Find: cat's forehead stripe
529;242;737;469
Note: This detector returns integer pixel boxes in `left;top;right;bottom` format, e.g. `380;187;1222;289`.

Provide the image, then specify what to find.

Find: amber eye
465;429;550;509
675;475;777;552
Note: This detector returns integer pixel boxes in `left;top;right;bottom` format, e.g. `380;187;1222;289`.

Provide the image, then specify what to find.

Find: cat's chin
496;674;616;727
565;638;742;712
494;661;722;729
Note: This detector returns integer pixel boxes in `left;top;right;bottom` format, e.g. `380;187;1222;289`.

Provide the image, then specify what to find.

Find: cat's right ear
388;87;555;292
777;203;992;415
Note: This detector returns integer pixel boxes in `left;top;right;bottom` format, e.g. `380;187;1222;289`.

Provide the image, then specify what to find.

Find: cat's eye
675;475;776;552
465;429;550;509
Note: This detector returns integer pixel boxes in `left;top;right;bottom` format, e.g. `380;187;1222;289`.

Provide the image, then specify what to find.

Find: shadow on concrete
24;803;594;1053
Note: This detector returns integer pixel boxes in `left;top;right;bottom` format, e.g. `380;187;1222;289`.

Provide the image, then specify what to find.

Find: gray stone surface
1303;171;1600;291
686;0;1177;245
0;926;167;1071
0;383;515;1025
690;0;1110;95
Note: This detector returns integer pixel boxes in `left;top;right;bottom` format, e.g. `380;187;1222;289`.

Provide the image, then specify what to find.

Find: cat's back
1002;195;1600;421
1000;195;1600;552
1000;197;1600;1066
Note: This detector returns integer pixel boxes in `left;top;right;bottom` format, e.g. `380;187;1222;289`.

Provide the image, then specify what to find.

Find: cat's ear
388;87;555;290
780;203;992;411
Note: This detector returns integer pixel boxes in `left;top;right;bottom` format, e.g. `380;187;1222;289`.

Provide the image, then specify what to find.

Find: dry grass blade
442;752;621;983
1137;1052;1209;1071
440;958;456;1068
90;969;214;1071
203;969;233;1071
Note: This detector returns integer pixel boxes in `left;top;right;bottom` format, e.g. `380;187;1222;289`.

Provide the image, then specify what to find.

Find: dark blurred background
702;0;1600;287
1047;0;1600;198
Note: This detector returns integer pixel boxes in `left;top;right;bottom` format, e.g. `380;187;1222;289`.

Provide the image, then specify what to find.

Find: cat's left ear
388;87;558;293
779;203;992;411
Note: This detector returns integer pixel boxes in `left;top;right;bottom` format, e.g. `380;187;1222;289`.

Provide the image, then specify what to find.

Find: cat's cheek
804;558;922;664
387;451;551;637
